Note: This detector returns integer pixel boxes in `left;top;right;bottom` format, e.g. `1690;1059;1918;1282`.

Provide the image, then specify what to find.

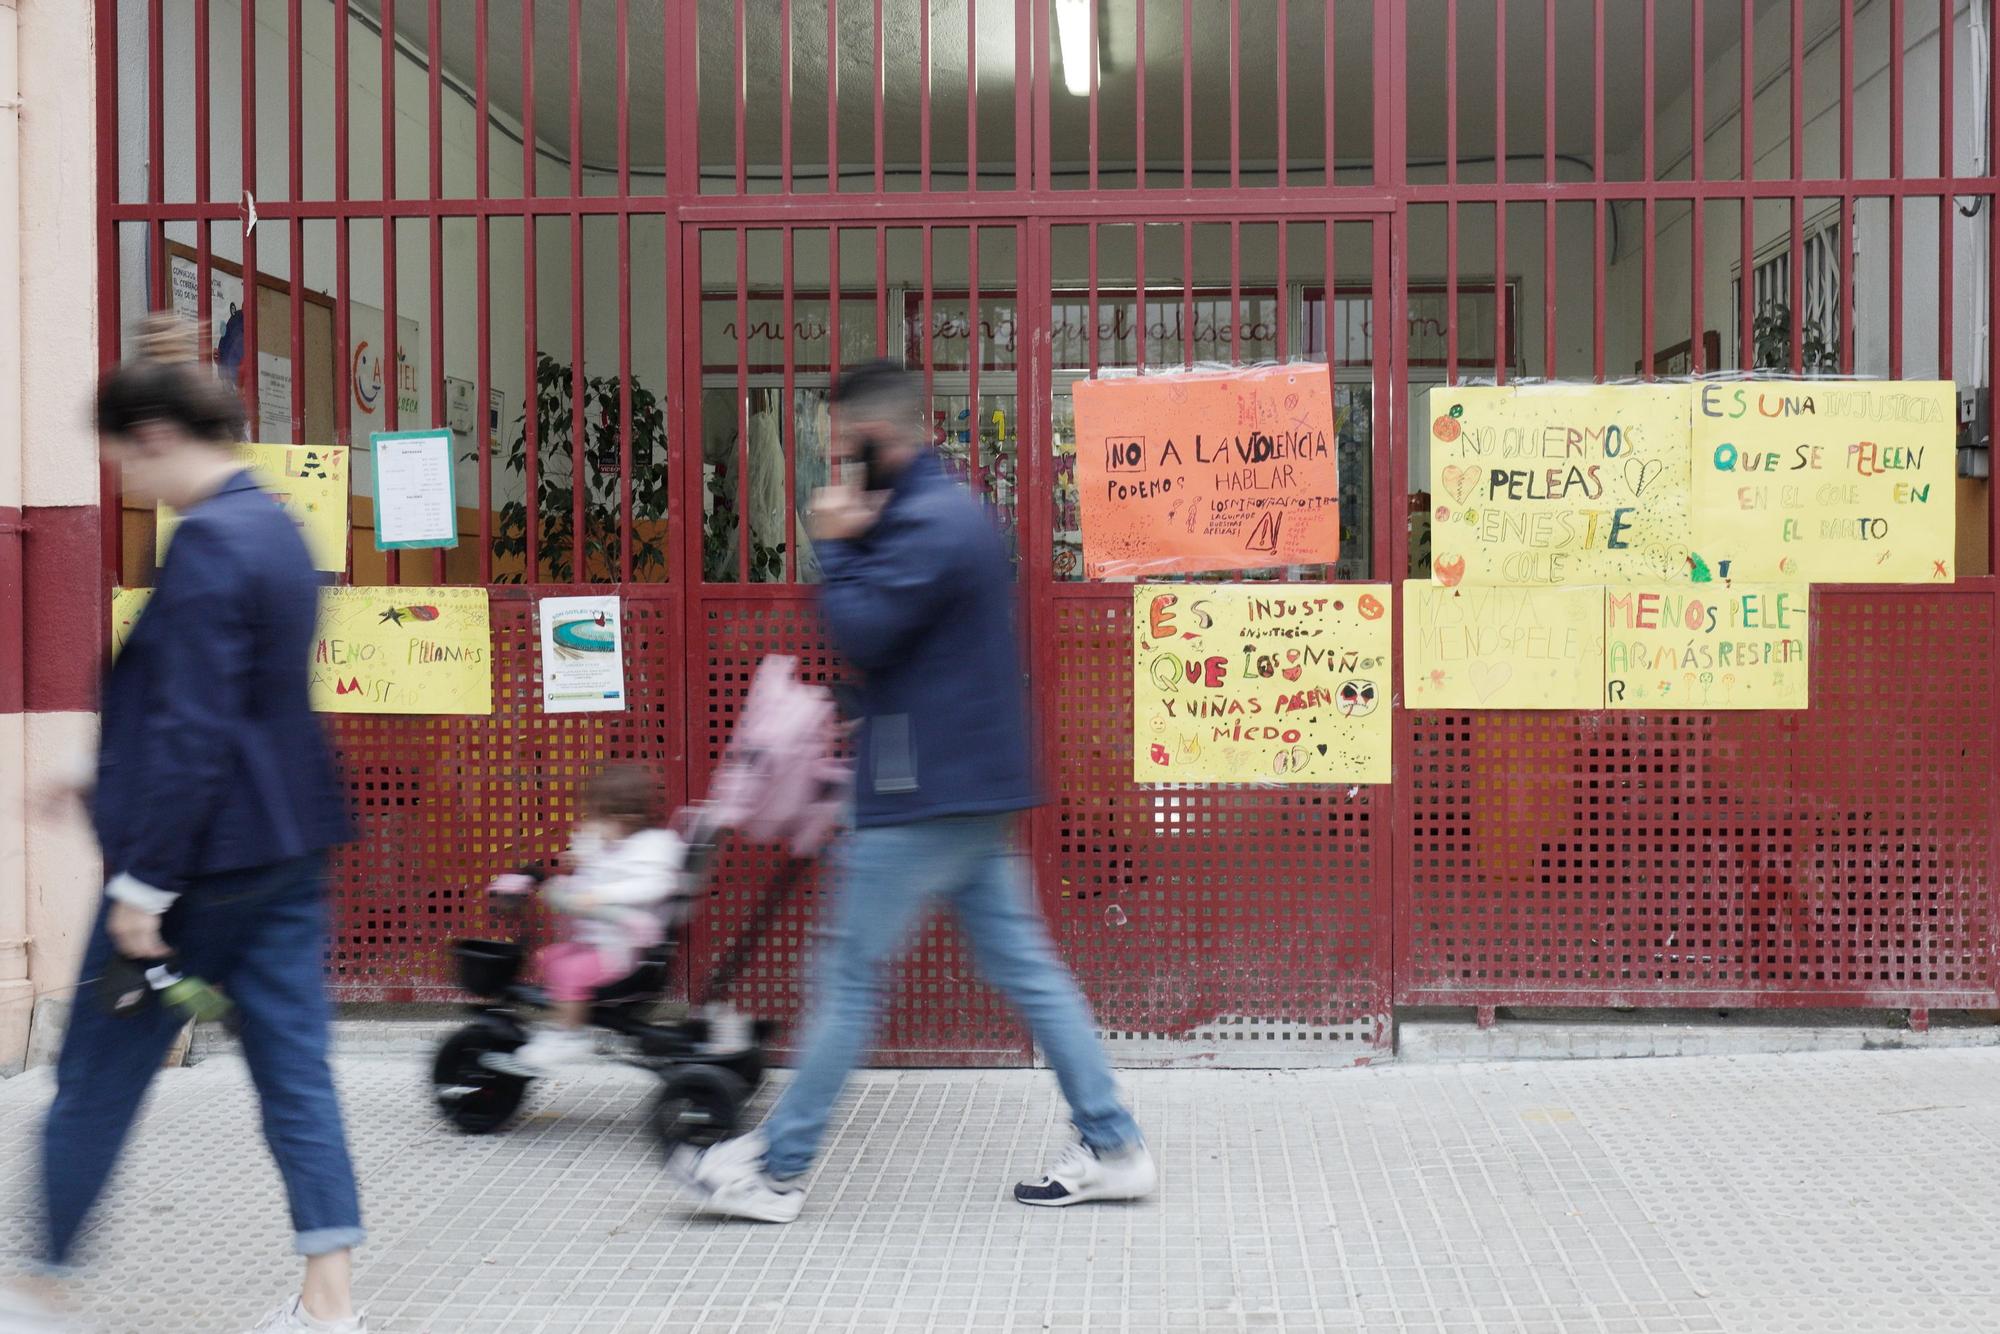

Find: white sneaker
480;1028;592;1077
0;1285;75;1333
668;1132;805;1223
1014;1140;1158;1206
240;1294;365;1332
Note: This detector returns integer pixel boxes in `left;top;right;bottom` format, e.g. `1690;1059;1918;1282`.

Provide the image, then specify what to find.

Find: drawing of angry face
1337;679;1378;718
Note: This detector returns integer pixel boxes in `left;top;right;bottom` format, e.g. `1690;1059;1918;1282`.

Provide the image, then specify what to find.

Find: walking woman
8;318;365;1333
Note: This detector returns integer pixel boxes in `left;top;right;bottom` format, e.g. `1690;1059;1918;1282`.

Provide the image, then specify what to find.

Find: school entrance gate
98;2;2000;1060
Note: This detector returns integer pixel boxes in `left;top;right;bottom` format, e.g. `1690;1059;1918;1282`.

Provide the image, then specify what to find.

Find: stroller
430;656;851;1153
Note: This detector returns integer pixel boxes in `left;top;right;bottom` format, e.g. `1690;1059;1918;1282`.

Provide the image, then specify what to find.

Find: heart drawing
1441;464;1479;505
1435;554;1467;588
1623;457;1665;497
1470;660;1513;702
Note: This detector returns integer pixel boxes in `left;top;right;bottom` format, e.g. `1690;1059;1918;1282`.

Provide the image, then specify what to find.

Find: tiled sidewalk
0;1046;1996;1333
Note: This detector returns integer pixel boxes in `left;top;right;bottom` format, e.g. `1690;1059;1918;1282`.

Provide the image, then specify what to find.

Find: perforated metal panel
1041;595;1391;1062
1400;590;1998;1009
688;598;1029;1065
325;589;685;1001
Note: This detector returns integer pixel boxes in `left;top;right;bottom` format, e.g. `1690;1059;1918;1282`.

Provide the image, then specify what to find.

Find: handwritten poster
1428;384;1692;587
110;587;153;659
1690;380;1956;584
1132;584;1392;784
1402;581;1606;710
1075;365;1341;578
159;443;350;573
371;430;459;550
538;595;626;713
310;585;491;715
1603;584;1809;710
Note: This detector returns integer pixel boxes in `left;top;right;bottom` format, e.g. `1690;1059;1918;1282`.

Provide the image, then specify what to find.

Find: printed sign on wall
159;443;350;573
1603;584;1809;710
1690;380;1956;583
1402;581;1606;710
310;585;492;715
1428;384;1692;587
1075;365;1342;578
1132;584;1392;784
538;595;626;713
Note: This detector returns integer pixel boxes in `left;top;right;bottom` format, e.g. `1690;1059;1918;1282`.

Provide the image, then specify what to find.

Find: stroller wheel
714;1045;765;1094
432;1023;531;1134
652;1065;748;1157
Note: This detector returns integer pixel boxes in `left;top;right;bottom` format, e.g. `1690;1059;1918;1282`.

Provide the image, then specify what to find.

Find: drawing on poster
110;587;154;659
1402;581;1606;710
1131;584;1392;784
310;585;491;715
1689;380;1956;584
538;595;626;713
159;443;350;573
1428;383;1692;586
1603;584;1809;709
1076;365;1342;578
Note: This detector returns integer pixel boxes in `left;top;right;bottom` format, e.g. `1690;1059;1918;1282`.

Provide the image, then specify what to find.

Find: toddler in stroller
431;656;850;1149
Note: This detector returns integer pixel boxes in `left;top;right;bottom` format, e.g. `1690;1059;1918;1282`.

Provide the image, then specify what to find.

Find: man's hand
807;484;883;542
107;902;170;960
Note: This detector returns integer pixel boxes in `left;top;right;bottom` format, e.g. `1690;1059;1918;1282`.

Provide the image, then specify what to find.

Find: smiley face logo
1337;679;1379;718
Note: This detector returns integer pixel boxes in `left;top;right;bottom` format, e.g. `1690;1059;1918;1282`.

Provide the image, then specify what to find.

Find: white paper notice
539;596;627;713
257;353;292;442
372;430;459;549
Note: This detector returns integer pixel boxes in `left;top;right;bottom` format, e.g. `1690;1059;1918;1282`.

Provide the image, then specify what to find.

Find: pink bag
701;656;852;857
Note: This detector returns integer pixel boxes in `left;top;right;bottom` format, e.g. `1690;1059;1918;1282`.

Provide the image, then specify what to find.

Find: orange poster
1073;365;1341;578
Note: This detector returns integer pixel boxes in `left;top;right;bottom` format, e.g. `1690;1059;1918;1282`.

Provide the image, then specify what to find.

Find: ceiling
367;0;1802;179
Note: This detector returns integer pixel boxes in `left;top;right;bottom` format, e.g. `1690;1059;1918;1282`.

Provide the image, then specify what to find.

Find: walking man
673;360;1155;1222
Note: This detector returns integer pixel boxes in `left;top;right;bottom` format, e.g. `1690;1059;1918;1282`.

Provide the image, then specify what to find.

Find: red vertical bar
1691;0;1706;370
1229;221;1242;363
1182;0;1193;190
240;0;259;426
1323;216;1334;369
1182;224;1194;368
570;0;586;580
335;0;351;458
1087;0;1099;190
1133;0;1144;190
428;2;446;579
1446;0;1459;379
1276;0;1288;189
194;0;210;206
968;0;981;190
875;226;888;355
1838;0;1854;371
378;0;398;584
1889;0;1904;376
1228;0;1241;189
781;228;796;581
781;0;794;193
618;0;633;582
1022;0;1039;191
829;225;843;388
1593;0;1605;379
1989;0;2000;573
1136;222;1148;370
146;0;163;310
1938;0;1955;379
1274;223;1287;360
1087;223;1099;382
476;0;492;584
922;228;936;443
736;228;751;582
967;225;982;484
288;0;304;425
1788;0;1804;372
1544;0;1556;374
828;0;841;194
873;0;886;192
1495;0;1508;384
522;0;540;580
734;0;747;194
1641;0;1655;375
920;0;931;191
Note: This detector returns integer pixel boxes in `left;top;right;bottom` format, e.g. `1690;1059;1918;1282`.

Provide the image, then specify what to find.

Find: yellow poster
1603;584;1809;710
1402;581;1605;710
1690;380;1956;583
1131;584;1392;784
110;587;153;659
1428;384;1692;587
159;443;350;573
310;585;492;715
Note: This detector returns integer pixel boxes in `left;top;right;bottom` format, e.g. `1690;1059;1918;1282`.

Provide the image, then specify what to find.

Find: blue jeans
42;853;364;1269
761;813;1140;1179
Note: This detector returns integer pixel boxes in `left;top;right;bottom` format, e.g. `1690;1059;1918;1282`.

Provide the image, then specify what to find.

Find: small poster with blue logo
538;595;627;713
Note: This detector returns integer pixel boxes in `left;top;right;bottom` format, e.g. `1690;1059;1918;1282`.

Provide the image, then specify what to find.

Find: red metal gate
94;1;2000;1056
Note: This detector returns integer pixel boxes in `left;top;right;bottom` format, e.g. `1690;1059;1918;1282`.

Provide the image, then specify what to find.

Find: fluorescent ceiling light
1056;0;1093;98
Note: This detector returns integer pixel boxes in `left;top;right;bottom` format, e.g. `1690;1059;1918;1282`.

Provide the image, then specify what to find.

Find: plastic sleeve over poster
538;595;627;713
